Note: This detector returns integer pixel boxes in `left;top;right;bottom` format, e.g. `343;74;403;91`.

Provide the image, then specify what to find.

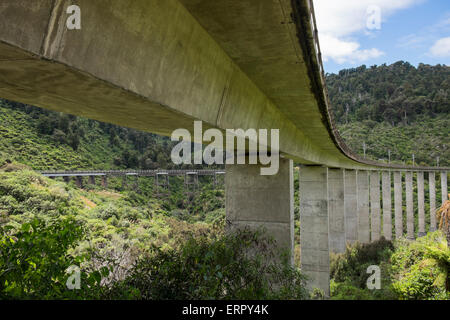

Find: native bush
105;228;308;300
0;217;106;299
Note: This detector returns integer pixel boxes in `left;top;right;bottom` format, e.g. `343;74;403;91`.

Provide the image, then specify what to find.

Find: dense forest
0;98;219;171
326;62;449;166
327;61;449;124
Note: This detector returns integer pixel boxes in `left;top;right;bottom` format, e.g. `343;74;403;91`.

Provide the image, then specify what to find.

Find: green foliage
106;228;308;300
330;238;396;300
330;232;450;300
0;98;223;171
327;62;449;125
326;62;449;166
337;115;449;166
390;232;449;300
0;217;101;299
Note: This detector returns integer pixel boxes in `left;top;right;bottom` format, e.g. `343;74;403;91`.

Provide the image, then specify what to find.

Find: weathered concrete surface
429;172;436;232
357;171;370;243
382;171;392;240
405;172;414;240
394;172;403;238
442;172;448;205
0;0;361;169
226;158;294;264
417;172;426;237
328;169;345;253
299;166;329;297
370;171;381;241
1;0;448;173
344;170;358;244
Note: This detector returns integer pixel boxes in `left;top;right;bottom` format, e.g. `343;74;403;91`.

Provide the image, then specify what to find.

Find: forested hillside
327;62;449;166
0;98;212;171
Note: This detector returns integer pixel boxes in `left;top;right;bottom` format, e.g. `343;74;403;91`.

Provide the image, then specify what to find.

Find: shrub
0;217;104;299
390;232;449;300
106;228;308;300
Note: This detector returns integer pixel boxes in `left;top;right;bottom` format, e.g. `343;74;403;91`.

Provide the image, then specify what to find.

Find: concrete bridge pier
299;166;330;297
442;172;448;204
102;176;108;189
356;171;370;243
370;171;381;241
429;172;436;232
225;158;294;266
382;171;392;240
417;172;426;237
344;170;358;245
88;176;96;186
328;169;346;253
75;176;83;189
394;172;403;238
405;172;415;240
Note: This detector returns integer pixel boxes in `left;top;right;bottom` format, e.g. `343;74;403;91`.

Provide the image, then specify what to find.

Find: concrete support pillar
226;158;294;265
417;172;426;237
63;176;70;183
429;172;436;232
75;176;83;188
394;172;403;238
101;176;108;189
370;171;381;241
328;169;346;253
299;166;329;297
344;170;358;245
442;172;448;205
382;171;392;240
356;171;370;243
405;171;414;240
89;176;96;185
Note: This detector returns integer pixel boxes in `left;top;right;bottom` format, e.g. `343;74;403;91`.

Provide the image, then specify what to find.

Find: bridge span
41;169;226;189
1;0;449;296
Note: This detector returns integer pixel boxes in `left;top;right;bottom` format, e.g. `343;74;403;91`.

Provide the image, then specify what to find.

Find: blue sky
313;0;450;74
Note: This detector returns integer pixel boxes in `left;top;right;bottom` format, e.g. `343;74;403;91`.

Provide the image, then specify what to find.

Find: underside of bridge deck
0;0;448;298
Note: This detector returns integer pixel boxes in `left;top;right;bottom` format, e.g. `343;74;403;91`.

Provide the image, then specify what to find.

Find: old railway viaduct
0;0;448;296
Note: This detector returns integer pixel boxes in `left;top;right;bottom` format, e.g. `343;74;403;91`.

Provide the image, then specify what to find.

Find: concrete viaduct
0;0;448;296
41;169;225;190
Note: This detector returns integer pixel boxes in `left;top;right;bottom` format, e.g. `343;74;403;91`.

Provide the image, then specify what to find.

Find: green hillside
327;62;449;166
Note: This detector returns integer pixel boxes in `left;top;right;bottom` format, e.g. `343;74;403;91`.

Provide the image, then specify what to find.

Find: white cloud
430;37;450;57
320;34;384;64
313;0;424;64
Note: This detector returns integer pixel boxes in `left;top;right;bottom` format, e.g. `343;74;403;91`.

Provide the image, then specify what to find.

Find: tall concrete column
226;158;294;265
442;172;448;205
328;169;346;253
417;172;426;237
429;172;436;232
344;170;358;244
370;171;381;241
89;176;96;185
394;172;403;238
356;171;370;243
382;171;392;240
102;176;108;189
405;171;414;240
75;176;83;188
299;166;329;297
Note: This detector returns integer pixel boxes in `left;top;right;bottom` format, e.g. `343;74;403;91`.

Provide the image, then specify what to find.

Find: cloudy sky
313;0;450;73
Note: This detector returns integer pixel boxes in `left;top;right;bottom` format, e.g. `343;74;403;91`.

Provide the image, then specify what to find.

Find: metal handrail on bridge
39;169;226;178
